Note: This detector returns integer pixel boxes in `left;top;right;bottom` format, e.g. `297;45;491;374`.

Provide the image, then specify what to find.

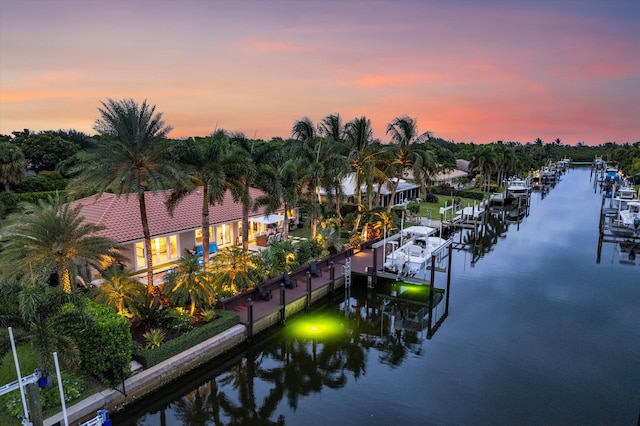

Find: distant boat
506;177;531;200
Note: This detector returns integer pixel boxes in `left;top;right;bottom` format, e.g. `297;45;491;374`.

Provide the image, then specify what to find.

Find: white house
71;188;295;283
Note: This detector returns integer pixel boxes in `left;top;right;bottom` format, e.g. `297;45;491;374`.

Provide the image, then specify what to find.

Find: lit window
216;224;231;245
134;235;180;270
195;227;214;246
135;242;146;269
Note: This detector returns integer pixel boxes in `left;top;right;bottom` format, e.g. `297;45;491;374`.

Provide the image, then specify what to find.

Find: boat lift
79;410;111;426
0;369;42;397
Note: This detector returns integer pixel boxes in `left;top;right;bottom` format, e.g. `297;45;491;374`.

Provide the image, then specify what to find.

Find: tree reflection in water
116;283;448;425
460;210;511;264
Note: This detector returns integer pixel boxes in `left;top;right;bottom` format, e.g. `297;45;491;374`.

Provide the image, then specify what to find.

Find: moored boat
383;226;449;277
506;176;531;200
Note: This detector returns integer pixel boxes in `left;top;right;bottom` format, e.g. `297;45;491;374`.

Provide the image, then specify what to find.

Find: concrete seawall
45;277;346;425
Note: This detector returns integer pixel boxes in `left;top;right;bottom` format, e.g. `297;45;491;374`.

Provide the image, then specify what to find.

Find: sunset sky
1;0;638;146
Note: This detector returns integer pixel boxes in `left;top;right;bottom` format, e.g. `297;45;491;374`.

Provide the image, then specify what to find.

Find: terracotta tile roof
71;188;268;243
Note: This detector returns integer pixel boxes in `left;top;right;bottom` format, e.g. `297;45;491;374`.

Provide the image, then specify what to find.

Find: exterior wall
119;244;135;273
180;230;197;255
87;211;296;285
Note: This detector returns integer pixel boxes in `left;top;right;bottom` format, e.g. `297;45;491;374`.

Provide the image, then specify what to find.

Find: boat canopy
401;226;437;237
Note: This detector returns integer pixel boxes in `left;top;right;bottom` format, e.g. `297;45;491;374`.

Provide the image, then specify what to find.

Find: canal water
113;166;640;425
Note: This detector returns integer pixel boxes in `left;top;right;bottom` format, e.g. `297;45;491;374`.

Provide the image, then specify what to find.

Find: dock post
371;247;378;288
428;253;436;336
247;298;254;340
279;284;286;323
306;271;312;309
329;261;335;295
445;243;453;317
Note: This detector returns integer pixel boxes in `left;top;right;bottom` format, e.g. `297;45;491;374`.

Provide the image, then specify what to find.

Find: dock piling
247;298;254;340
279;284;286;323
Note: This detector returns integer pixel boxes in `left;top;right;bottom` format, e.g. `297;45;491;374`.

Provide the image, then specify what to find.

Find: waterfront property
110;166;640;426
70;188;297;284
43;231;457;425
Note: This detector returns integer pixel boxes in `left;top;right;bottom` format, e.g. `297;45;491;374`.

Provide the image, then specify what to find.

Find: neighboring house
319;173;422;208
433;168;469;187
71;188;295;283
456;159;470;173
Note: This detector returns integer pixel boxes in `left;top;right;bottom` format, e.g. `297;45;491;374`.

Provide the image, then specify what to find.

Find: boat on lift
505;176;531;200
383;226;449;277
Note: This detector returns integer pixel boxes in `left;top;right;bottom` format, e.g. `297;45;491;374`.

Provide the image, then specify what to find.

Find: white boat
617;200;640;235
506;177;531;199
611;182;638;210
383;226;449;277
541;165;556;181
593;156;605;171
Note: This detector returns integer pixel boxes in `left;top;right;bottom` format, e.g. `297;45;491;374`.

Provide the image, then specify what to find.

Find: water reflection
457;211;510;265
114;167;640;425
597;236;640;266
114;278;451;425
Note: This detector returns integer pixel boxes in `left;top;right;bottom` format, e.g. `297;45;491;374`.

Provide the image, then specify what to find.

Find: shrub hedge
59;300;132;385
132;310;239;368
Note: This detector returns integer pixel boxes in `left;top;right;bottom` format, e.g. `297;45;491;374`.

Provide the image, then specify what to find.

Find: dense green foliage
131;310;239;368
58;300;132;385
0;104;638;406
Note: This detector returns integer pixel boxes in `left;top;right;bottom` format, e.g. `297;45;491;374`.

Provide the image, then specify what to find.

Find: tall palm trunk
201;186;211;270
57;261;72;294
310;197;318;238
242;190;250;252
283;203;290;239
138;190;155;295
386;177;401;213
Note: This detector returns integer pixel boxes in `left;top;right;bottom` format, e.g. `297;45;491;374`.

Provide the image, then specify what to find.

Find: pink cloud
243;37;304;53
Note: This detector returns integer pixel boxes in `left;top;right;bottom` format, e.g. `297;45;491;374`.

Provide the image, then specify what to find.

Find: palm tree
292;117;322;237
469;145;498;192
344;116;375;207
17;284;83;375
318;114;349;221
166;134;229;269
163;252;215;317
0;193;120;293
384;115;437;213
292;116;349;237
91;266;146;315
253;155;301;240
210;246;261;297
0;141;26;192
226;133;258;252
71;98;183;294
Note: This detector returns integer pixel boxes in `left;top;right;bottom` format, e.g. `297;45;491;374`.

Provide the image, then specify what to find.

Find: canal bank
44;263;349;425
107;166;640;425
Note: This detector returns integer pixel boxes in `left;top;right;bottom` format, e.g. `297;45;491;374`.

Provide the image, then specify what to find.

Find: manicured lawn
288;226;311;240
418;194;485;220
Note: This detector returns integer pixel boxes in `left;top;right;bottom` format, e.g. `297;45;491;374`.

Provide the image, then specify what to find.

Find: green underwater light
285;313;347;340
398;284;430;295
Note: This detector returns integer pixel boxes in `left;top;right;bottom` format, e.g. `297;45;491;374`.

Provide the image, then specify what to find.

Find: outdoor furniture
256;233;268;247
256;284;272;301
282;272;296;289
309;261;321;277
